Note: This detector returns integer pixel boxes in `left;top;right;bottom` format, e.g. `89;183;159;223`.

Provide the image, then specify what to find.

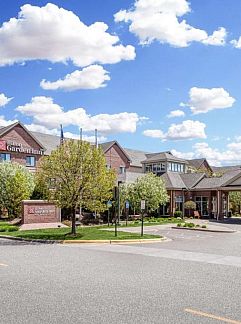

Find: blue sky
1;0;241;165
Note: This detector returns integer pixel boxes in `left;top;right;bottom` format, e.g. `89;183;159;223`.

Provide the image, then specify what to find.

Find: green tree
229;192;241;214
0;162;35;218
120;173;169;214
83;147;116;215
37;140;116;235
184;200;196;217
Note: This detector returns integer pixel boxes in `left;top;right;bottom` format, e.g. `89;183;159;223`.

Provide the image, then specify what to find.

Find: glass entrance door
195;197;209;216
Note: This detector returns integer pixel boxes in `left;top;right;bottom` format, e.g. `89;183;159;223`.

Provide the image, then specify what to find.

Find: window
195;196;209;216
119;166;126;174
26;156;36;167
175;196;183;211
145;164;152;172
0;153;10;162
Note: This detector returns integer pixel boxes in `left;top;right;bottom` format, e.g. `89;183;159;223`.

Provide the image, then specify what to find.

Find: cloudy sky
0;0;241;166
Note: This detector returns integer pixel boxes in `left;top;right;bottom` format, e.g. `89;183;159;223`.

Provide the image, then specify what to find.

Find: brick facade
0;124;44;170
22;200;61;224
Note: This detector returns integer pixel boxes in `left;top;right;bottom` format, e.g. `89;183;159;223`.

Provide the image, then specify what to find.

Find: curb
171;227;236;233
62;237;168;244
0;235;168;244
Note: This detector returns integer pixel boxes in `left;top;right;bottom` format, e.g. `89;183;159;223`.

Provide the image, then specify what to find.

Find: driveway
1;219;241;323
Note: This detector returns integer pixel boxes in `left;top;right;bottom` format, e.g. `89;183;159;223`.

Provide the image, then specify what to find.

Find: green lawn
2;226;161;241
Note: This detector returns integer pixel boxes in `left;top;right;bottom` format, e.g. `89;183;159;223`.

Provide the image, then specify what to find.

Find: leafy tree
120;173;169;214
83;147;116;215
0;162;35;218
119;183;131;213
229;192;241;214
37;140;116;234
184;200;196;217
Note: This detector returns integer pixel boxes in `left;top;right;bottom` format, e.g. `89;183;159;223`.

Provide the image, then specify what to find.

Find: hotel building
1;121;241;220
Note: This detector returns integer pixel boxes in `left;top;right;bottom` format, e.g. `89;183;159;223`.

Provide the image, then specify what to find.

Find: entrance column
217;190;224;220
170;191;174;217
226;192;230;217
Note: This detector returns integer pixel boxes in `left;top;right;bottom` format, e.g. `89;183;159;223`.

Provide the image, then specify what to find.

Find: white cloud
188;87;235;114
16;96;145;134
143;129;164;138
165;120;206;140
171;149;194;160
0;93;13;107
26;124;107;143
0;115;17;126
173;139;241;166
40;65;110;91
167;109;185;118
202;27;227;46
0;3;135;67
114;0;226;47
231;38;241;48
64;132;107;143
143;120;206;141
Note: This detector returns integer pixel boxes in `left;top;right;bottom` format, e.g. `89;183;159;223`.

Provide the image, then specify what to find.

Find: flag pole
95;129;98;148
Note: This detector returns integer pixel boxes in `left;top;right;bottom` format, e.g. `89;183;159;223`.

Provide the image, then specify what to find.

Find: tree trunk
71;207;76;235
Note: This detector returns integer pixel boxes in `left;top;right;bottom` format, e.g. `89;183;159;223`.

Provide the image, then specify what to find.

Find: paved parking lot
1;220;241;323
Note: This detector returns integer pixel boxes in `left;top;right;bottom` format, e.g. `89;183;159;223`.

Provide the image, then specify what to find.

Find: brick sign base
22;200;61;224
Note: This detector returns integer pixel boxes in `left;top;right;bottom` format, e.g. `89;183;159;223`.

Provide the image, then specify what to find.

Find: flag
60;124;64;145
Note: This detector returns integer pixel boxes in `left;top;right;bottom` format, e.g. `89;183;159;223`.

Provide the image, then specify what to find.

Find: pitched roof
0;122;45;150
0;123;132;161
142;152;187;164
31;131;61;155
99;141;131;162
161;172;186;189
180;173;205;188
211;165;241;174
193;169;241;189
188;158;206;169
123;148;148;167
99;141;116;153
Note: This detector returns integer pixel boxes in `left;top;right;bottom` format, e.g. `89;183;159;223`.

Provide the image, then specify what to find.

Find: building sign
22;200;61;224
141;200;146;210
0;140;44;155
28;206;56;215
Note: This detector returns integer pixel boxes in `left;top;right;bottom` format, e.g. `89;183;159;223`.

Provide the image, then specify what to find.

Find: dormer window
168;162;184;173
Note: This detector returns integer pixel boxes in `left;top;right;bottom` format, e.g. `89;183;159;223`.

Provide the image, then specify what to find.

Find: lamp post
141;200;145;236
182;188;186;219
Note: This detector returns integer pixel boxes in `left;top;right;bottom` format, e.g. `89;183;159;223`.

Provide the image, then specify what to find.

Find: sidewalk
20;223;68;231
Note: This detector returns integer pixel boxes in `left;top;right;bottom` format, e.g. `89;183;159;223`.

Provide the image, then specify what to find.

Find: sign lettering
1;140;44;155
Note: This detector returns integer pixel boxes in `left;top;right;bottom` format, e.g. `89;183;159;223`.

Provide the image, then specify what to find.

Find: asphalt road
1;221;241;324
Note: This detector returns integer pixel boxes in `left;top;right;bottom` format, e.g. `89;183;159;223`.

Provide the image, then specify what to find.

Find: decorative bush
7;226;18;232
187;222;195;228
174;211;183;218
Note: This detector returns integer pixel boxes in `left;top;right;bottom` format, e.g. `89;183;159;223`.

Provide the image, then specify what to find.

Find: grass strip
3;227;161;241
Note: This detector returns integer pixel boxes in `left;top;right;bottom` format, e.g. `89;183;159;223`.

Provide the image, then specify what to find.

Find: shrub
184;201;196;210
62;220;71;227
187;222;195;228
174;211;182;218
0;227;6;232
7;226;18;232
202;225;207;229
177;223;182;227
